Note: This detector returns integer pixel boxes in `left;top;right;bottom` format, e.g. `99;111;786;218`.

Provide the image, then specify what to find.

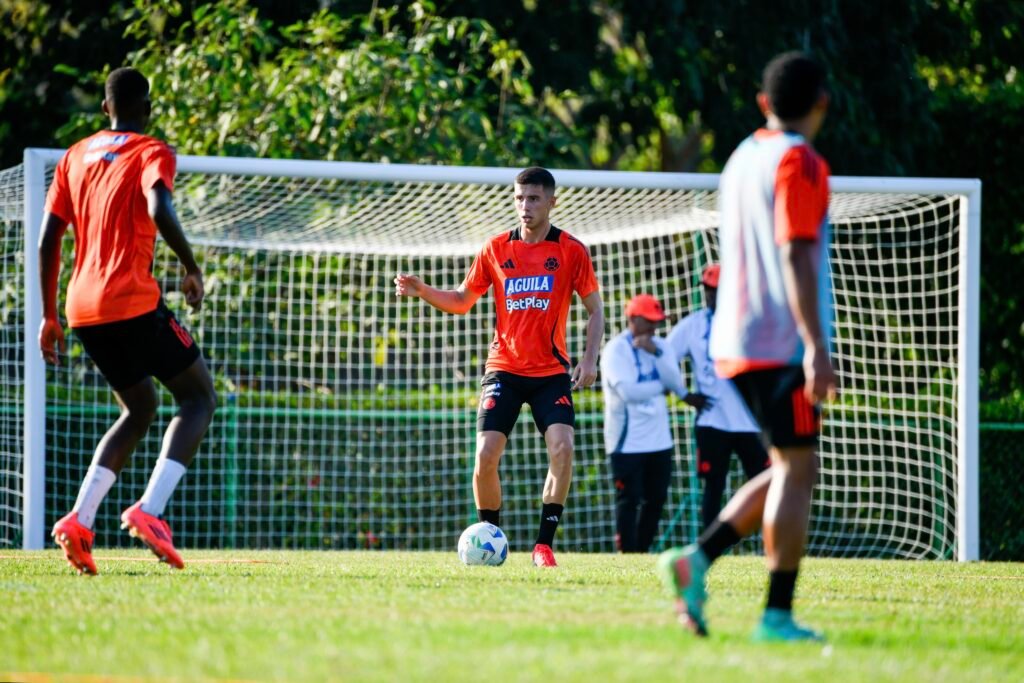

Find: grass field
1;550;1022;682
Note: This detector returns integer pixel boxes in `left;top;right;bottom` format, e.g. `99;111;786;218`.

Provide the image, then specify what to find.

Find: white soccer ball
457;522;509;566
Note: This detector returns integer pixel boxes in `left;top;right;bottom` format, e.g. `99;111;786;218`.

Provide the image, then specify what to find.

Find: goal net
1;151;980;559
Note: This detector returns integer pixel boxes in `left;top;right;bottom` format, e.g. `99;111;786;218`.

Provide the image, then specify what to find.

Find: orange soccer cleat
52;512;98;576
120;502;184;569
531;543;558;568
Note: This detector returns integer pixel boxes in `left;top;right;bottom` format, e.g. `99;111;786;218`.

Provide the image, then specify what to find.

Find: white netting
1;156;966;557
0;164;25;547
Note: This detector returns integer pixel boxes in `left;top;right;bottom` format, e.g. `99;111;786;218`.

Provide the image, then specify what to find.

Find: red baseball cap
701;264;720;287
625;294;666;322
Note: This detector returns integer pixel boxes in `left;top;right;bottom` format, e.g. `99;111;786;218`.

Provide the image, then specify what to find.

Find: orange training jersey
463;226;599;377
45;130;177;327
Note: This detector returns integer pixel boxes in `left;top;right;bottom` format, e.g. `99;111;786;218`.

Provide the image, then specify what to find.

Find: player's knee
123;393;158;428
547;438;573;470
475;445;502;473
779;450;818;489
181;384;217;421
200;385;218;418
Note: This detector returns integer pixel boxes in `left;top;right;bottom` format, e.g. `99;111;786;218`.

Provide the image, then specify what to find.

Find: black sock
696;519;741;563
478;508;500;527
536;503;563;547
766;569;799;611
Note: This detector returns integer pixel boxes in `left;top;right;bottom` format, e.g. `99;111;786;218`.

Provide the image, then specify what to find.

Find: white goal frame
20;147;980;559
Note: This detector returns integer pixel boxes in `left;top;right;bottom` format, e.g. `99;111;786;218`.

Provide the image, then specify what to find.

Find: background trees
1;0;1020;401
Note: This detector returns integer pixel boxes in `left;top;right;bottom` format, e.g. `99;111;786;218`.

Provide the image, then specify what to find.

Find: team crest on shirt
544;257;559;272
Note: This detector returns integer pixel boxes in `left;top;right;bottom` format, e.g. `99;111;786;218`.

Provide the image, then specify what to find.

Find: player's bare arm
781;239;836;402
394;273;482;315
148;182;203;311
571;291;603;389
37;212;69;365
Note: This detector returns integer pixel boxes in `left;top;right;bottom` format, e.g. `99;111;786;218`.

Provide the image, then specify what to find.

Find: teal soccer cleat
752;608;825;643
656;544;710;636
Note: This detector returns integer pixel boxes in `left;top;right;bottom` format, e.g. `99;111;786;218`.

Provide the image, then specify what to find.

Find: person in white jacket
601;294;707;552
666;264;769;530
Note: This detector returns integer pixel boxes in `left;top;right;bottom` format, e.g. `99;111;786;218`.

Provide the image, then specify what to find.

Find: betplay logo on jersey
504;275;553;312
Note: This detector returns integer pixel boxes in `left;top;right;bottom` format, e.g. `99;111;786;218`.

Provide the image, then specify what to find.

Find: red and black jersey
463;225;599;377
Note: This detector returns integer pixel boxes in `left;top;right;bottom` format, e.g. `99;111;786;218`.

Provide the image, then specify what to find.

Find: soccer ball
457;522;508;566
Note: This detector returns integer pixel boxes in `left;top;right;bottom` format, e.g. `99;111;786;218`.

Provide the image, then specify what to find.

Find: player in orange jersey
395;167;604;567
39;67;217;574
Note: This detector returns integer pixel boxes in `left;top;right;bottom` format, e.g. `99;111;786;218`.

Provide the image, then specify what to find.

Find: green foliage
917;78;1024;398
980;424;1024;561
59;0;583;166
0;0;137;165
4;0;1023;397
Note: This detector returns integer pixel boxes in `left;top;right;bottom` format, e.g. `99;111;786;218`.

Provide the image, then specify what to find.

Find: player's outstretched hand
571;358;598;390
39;317;66;366
182;269;204;312
394;273;424;298
804;344;837;403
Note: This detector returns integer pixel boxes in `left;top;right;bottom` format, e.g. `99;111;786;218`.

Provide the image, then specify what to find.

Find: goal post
21;148;56;551
9;149;980;559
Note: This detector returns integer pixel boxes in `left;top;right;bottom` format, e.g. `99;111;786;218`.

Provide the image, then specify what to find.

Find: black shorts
73;300;202;391
477;371;575;436
730;366;820;449
694;426;770;480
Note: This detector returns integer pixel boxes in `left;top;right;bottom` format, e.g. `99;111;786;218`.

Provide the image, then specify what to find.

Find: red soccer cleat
120;502;184;569
532;543;558;567
52;512;97;576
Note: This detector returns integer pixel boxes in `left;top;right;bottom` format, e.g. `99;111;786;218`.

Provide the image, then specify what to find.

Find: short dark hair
761;51;826;121
105;67;150;114
515;166;556;193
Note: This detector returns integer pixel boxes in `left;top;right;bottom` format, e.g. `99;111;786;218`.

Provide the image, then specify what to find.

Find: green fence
28;399;1024;559
979;422;1023;560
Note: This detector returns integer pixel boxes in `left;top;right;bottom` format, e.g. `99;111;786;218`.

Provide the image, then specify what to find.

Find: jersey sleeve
652;337;688;398
44;153;73;223
600;338;634;392
664;315;692;363
774;145;830;245
462;243;493;295
572;240;600;298
140;142;177;193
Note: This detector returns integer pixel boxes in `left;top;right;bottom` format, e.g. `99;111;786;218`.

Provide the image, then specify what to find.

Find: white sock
72;465;117;529
139;458;188;517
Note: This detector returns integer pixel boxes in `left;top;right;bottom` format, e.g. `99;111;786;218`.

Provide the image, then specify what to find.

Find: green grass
1;550;1022;682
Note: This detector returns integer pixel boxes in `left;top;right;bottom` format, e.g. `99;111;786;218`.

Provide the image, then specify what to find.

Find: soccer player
40;67;217;574
666;264;769;530
395;167;604;567
657;51;836;641
601;293;706;553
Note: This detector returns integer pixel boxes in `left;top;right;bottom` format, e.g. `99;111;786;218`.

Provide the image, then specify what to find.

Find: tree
59;0;584;167
0;0;139;168
914;1;1024;398
447;0;937;175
